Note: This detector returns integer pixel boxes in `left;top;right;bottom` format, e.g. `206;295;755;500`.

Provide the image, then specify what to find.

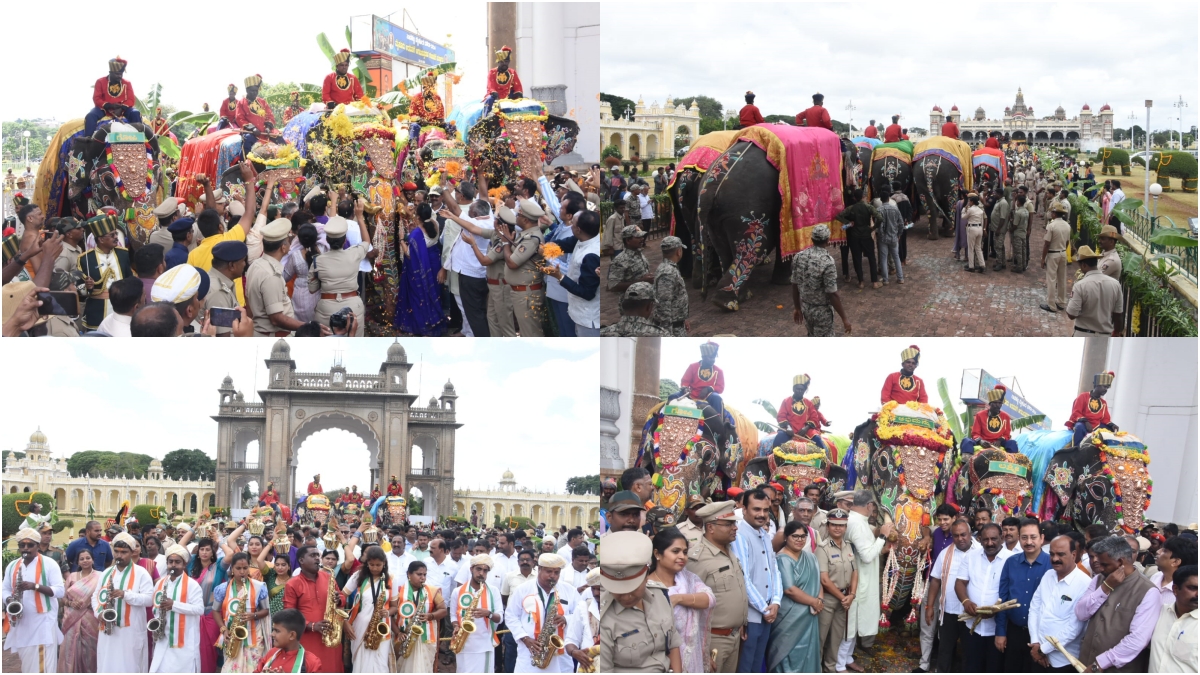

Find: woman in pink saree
1100;180;1113;224
59;549;100;673
647;527;716;674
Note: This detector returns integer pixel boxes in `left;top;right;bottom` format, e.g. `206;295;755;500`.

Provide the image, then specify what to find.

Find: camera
330;306;353;331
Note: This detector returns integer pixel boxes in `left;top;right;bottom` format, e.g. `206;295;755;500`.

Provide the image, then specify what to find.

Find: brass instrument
320;566;349;648
99;572;119;635
223;587;250;661
362;577;391;651
4;592;21;628
532;592;565;669
397;622;425;660
450;587;481;654
576;645;602;673
147;590;167;641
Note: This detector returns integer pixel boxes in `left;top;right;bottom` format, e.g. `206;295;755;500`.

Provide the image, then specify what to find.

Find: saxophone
532;592;565;669
223;584;250;661
394;588;426;660
147;590;167;642
450;586;480;654
320;566;349;648
99;571;119;635
362;578;391;651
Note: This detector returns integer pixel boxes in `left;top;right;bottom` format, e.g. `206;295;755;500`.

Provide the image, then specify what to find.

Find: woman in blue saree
394;203;448;335
767;521;824;673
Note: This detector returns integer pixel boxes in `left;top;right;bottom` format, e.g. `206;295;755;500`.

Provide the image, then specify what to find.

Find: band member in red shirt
773;374;830;452
322;49;364;108
863;119;878;138
219;84;239;127
795;93;833;131
680;341;725;414
962;385;1019;455
884;115;903;143
739;91;765;128
87;56;143;135
484;45;524;113
881;345;928;405
283;546;345;672
1066;371;1118;447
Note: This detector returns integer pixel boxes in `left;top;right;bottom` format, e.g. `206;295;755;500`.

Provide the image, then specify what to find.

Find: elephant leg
711;211;770;310
927;205;940;240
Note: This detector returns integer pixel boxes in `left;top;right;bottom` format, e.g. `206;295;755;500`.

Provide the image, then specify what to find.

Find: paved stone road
601;210;1077;337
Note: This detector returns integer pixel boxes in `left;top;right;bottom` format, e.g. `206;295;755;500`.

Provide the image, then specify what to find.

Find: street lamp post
1145;100;1152;205
22;130;30;167
1128;111;1137;150
1174;96;1188;150
845;100;856;134
1150;182;1162;226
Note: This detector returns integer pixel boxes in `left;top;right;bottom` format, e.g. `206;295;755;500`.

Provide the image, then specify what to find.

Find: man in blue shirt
64;520;114;572
164;217;194;270
995;518;1051;671
731;487;782;673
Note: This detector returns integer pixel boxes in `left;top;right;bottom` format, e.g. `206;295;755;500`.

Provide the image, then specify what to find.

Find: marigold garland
1091;430;1151;465
772;446;825;465
875;401;953;449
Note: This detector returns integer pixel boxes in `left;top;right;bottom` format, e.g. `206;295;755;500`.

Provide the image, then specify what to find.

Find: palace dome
30;427;47;444
502;469;514;480
951;104;959;111
1100;103;1111;111
1082;103;1091;111
386;341;407;363
931;105;942;112
270;339;290;359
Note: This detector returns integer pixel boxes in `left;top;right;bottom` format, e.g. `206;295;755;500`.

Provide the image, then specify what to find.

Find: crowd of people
3;505;605;673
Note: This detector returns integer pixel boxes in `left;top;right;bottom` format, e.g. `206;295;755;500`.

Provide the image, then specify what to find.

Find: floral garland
103;141;154;201
648;416;704;489
1091;430;1151;465
540;242;564;260
772;446;825;465
974;485;1032;516
875;401;953;449
248;142;307;169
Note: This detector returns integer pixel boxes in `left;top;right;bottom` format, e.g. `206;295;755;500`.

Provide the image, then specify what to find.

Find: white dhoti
396;638;437;673
844;511;885;640
456;650;496;673
98;626;150;673
513;642;574;673
150;643;201;673
16;645;58;673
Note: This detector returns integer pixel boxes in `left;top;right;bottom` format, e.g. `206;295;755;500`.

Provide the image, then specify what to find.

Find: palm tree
751;399;779;435
936;377;1046;440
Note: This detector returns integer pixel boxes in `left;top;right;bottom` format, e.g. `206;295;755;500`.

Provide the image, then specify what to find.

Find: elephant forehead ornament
643;399;709;522
762;440;828;493
493;99;549;179
1090;429;1153;533
968;448;1035;518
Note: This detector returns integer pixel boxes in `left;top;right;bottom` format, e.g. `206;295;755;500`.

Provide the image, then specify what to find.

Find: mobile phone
36;291;79;316
208;307;240;328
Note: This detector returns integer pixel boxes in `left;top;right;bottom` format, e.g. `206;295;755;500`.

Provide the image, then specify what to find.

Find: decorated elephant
948;446;1036;521
912;137;973;240
280;103;400;204
694;125;846;310
466;98;580;188
1038;428;1152;534
972;147;1007;190
740;439;849;515
845;400;956;615
666;165;705;283
851;136;881;195
636;398;731;524
868;140;914;201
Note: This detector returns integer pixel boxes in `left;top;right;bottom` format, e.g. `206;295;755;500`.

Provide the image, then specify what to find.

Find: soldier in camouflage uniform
1011;194;1030;272
625;184;642;226
652;236;689;336
606;224;652;292
600;281;670;336
790;224;851;337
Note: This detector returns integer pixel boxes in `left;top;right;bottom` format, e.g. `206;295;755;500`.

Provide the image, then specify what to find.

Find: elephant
948;447;1036;522
868;146;913;201
53;119;166;228
912;148;967;240
465;100;580;188
1039;429;1152;534
636;397;731;524
971;147;1007;193
740;439;848;516
844;401;955;614
666;166;705;284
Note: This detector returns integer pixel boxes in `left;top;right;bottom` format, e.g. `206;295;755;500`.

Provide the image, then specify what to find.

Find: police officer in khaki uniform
487;198;546;336
816;508;858;673
204;240;247;336
1040;204;1071;313
674;496;706;549
147;197;180;251
308;212;368;336
685;501;748;673
54;217;85;273
246;217;302;336
597;531;682;673
486;205;517;337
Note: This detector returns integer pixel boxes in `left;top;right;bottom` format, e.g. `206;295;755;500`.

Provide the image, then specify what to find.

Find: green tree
660;378;680;400
1;451;25;471
67;450;154;478
241;485;253;506
674;96;724;120
698;118;727;136
259;82;323;126
601;93;638;120
565;475;601;495
409;495;424;516
161;449;216;481
3;120;60;166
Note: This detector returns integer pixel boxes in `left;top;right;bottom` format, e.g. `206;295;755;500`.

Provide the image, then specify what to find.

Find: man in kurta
307;474;324;495
962;384;1020;455
149;545;204;673
881;344;928;405
740;91;765;127
504;553;584;673
484;45;524;112
450;555;505;673
1075;535;1159;673
283;545;345;673
93;532;155;673
844;491;893;653
863;120;878;139
680;340;725;415
1066;371;1118;448
884;115;903;143
235;74;276;137
322;49;364;107
87;56;142;135
2;528;65;673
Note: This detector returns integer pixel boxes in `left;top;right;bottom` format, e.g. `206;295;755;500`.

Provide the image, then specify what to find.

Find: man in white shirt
503;553;585;672
1027;535;1092;671
500;550;537;673
97;276;143;337
2;528;65;673
556;528;585;564
564;545;590;595
1108;181;1126;226
921;517;980;673
955;523;1006;672
487;532;519;591
1149;565;1197;673
425;537;461;603
637;189;653;228
441;198;495;336
387;531;418;581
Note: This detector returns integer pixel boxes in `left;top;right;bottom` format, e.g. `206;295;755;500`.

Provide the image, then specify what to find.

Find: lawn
1095;163;1197;227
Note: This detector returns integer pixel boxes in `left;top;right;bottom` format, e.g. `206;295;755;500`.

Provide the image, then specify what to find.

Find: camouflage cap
621;224;647;239
660;236;683;251
623;281;655;302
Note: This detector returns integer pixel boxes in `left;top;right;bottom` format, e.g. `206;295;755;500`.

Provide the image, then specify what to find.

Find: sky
1;2;490;123
2;338;598;498
658;337;1086;439
601;2;1198;137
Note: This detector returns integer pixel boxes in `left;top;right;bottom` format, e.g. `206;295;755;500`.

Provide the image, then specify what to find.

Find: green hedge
2;492;56;539
1118;245;1198;337
1095;147;1130;172
1154;151;1198;180
132;504;168;526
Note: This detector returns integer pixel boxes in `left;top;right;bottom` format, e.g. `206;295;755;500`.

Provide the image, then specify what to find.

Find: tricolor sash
156;574;190;648
99;563;136;627
220;579;259;647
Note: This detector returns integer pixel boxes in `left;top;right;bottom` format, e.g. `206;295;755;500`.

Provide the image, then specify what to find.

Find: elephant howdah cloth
35;118;86;215
852;136;881;153
871;140;915;165
972;147;1008;184
735;124;846;257
174;129;242;208
913;136;974;192
667;129;746;191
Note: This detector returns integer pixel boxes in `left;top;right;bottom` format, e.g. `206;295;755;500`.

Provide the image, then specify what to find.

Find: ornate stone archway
213;340;461;519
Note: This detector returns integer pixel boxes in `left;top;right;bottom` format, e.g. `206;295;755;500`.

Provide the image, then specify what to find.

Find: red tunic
235;97;276;132
795;105;833;131
884;124;903;143
485;67;523;101
941;121;960;138
680;362;725;400
283;571;345;673
321;72;363;106
259;489;279;506
93;77;136;110
985;137;1001;149
863;126;878;139
739;105;765;128
219;98;239;123
370;489;381;502
971;409;1013;441
306;482;323;496
881;371;928;405
776;396;819;436
1065;392;1111;428
811;407;830;427
386;482;402;497
255;646;323;673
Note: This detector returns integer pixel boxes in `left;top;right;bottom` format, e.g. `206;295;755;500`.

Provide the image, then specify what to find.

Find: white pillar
531;2;565;87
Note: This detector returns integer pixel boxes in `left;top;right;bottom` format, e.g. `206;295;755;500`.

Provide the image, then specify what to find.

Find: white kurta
149;574;204;673
343;570;394;673
844;510;885;639
503;578;581;673
3;554;65;672
91;561;154;673
450;580;502;672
